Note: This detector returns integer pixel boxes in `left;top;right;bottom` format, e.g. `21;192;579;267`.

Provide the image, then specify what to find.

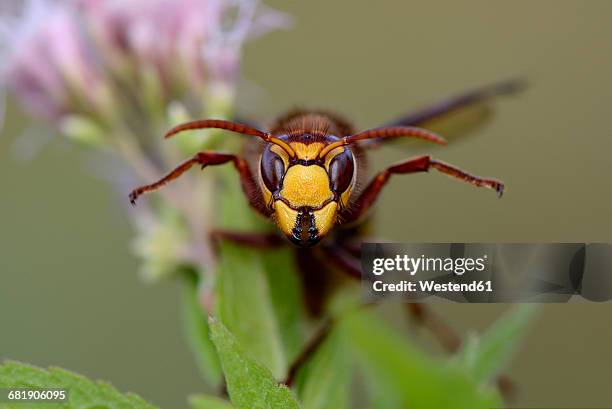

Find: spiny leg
429;160;504;196
129;152;236;203
129;151;270;216
342;155;504;224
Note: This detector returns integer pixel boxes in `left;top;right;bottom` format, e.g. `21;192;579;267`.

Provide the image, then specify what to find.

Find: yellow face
259;141;355;246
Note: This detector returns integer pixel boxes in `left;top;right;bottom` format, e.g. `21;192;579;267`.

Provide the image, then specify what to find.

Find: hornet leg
129;151;270;216
342;155;504;224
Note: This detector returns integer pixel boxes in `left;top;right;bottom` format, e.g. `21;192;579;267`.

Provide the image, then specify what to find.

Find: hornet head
258;135;356;246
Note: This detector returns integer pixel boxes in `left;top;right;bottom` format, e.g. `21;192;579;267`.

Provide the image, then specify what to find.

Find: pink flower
1;1;104;120
1;0;290;124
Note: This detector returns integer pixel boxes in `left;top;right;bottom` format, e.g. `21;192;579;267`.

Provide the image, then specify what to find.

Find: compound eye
260;147;286;192
328;149;354;193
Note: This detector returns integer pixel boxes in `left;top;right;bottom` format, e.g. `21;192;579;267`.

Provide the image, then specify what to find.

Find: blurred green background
1;1;611;408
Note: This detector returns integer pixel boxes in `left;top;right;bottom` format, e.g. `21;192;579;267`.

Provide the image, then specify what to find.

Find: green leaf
362;369;403;409
215;242;287;378
214;167;287;378
261;248;304;363
0;360;158;409
342;310;502;409
455;304;537;383
295;328;351;409
208;318;301;409
189;394;234;409
181;271;222;385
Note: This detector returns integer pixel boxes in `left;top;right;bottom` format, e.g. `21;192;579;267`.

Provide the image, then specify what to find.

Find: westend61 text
373;280;493;293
